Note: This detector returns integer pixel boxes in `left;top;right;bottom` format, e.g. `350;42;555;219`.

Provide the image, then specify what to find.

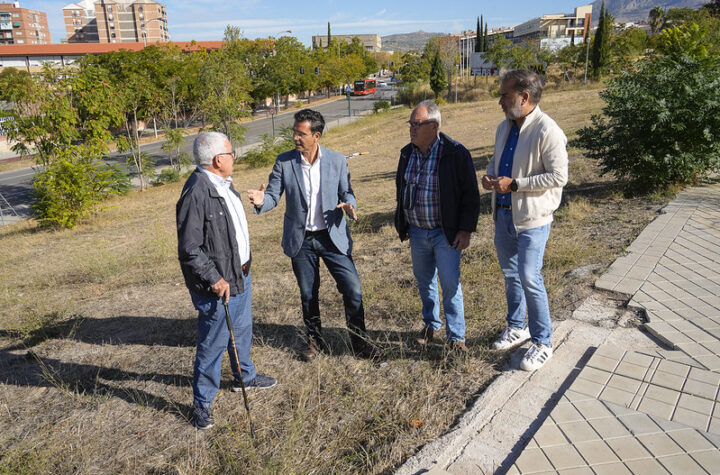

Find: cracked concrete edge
395;320;578;475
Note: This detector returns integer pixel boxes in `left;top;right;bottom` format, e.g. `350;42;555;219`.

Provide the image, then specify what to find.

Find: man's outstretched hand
247;184;266;206
336;202;357;220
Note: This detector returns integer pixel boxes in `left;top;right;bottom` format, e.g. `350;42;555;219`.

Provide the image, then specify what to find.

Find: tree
32;143;129;228
484;23;489;52
398;52;428;83
161;128;191;173
591;2;612;79
485;35;514;68
5;63;124;167
705;0;720;17
656;22;715;59
609;27;649;71
573;26;720;192
556;43;586;82
199;30;252;149
475;16;482;52
0;68;31;103
429;51;447;99
649;6;665;34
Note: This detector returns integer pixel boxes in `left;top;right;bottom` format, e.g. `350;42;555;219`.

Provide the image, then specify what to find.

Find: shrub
32;145;130;228
395;81;433;106
373;100;391;113
572;48;720;192
154;167;181;185
243;126;294;168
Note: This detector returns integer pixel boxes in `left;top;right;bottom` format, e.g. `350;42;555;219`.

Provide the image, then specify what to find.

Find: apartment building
0;2;52;45
460;3;593;72
512;4;592;45
312;34;381;52
63;0;169;44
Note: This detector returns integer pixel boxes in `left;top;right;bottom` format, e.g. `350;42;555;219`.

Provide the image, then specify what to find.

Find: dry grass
0;87;670;474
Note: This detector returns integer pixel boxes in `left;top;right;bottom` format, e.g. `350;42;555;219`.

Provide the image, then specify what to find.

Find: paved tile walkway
504;183;720;474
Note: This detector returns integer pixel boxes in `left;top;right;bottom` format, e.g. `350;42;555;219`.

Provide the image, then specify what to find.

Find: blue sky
21;1;590;45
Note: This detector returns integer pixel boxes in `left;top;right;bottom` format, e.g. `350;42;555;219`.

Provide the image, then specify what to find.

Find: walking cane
223;301;256;439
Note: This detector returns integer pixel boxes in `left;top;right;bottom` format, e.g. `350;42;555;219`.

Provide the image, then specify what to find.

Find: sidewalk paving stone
400;184;720;474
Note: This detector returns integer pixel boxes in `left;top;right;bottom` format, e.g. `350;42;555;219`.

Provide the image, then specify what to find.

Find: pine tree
475;16;482;52
327;22;331;45
429;51;447;99
484;23;489;52
591;2;611;79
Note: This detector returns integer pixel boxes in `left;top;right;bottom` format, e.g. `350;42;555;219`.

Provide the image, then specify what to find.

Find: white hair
414;99;442;128
193;131;229;166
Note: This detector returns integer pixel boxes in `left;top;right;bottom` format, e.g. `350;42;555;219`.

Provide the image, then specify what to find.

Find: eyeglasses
407;120;436;129
214;152;236;160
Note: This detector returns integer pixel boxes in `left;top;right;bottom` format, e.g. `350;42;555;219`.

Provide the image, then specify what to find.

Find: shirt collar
199;166;232;189
300;146;323;166
413;135;441;159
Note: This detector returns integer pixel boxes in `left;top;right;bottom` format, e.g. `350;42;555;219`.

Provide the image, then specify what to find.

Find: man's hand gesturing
247;184;266;206
336;202;357;220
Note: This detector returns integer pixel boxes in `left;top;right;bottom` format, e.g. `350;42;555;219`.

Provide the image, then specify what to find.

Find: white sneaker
520;343;553;371
492;326;531;350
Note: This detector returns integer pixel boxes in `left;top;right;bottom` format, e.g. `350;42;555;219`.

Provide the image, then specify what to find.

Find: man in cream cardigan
482;69;568;371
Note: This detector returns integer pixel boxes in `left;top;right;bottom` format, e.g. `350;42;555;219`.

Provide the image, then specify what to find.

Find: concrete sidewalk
398;182;720;474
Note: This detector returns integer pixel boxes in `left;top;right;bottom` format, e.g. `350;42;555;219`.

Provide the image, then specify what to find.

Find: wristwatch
510;179;518;192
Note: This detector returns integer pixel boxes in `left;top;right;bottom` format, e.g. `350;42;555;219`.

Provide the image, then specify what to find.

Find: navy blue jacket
176;168;249;297
394;132;481;244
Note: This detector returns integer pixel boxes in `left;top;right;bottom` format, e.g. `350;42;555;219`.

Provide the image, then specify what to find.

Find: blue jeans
190;274;256;410
494;208;553;346
408;225;465;342
290;230;366;344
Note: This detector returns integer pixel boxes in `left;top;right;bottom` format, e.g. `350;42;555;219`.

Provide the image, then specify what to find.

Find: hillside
381;30;446;52
591;0;707;23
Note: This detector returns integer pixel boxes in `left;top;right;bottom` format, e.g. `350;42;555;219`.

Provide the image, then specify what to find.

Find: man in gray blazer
247;109;372;360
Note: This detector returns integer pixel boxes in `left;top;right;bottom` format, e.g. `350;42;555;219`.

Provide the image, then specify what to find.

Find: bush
395;81;433;106
572;51;720;192
154;167;181;185
32;145;130;228
243;126;294;168
373;100;391;113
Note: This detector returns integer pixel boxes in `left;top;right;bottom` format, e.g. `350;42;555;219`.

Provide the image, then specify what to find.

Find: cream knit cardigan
487;105;568;232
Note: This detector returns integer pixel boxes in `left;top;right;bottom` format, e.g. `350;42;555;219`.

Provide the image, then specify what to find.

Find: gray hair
414;99;442;128
500;69;543;104
193;131;230;166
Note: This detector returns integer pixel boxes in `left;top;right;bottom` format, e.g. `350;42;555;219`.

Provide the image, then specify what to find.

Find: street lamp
275;30;292;38
142;17;166;47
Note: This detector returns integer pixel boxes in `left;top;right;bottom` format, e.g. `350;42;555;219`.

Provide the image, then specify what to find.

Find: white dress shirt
300;148;326;231
199;167;251;265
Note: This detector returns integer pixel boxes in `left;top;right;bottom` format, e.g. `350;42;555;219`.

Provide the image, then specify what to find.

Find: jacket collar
505;105;543;131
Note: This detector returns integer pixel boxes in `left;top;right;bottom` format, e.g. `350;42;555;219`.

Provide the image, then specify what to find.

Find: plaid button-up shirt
403;136;442;229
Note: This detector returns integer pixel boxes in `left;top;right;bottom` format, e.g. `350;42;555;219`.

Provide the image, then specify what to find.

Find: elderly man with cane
177;131;276;430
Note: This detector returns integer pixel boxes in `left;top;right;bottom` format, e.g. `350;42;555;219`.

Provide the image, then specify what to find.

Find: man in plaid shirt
394;100;480;353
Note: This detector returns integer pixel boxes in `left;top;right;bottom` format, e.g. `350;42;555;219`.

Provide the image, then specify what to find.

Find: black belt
497;203;512;210
305;229;328;237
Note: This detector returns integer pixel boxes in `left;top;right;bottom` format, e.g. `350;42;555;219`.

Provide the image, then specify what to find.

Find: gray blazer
254;146;356;258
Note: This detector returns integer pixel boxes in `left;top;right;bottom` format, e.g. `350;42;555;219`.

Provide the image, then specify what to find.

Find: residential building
0;2;52;45
459;3;593;74
512;4;592;48
63;0;169;44
312;34;381;52
0;41;221;72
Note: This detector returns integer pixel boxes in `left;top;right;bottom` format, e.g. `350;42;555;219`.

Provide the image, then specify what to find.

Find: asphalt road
0;90;396;225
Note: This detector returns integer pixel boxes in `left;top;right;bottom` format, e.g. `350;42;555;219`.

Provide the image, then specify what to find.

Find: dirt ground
0;87;671;473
